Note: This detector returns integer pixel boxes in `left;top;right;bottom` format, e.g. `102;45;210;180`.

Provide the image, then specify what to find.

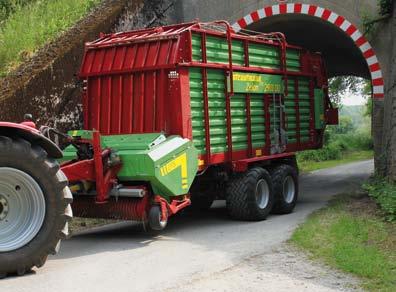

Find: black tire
270;164;298;214
0;136;72;278
226;167;274;221
190;194;214;212
148;205;168;231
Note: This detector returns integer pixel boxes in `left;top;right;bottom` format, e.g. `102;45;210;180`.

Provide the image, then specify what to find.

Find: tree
328;76;370;108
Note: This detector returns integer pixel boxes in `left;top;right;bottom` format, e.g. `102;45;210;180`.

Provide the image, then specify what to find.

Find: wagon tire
0;136;72;277
226;167;274;221
270;164;298;214
147;205;168;231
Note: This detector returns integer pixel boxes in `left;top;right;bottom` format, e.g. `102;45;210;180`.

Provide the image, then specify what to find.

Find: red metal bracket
232;152;295;172
61;131;122;203
153;195;191;221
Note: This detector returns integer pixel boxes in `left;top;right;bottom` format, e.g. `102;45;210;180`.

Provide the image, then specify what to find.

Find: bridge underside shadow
246;14;370;79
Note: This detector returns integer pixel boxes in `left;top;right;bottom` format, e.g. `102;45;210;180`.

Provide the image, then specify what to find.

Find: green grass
291;195;396;291
298;150;373;173
364;177;396;221
0;0;100;76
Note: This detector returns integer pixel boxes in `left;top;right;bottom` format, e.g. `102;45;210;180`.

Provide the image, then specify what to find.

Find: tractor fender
0;122;63;159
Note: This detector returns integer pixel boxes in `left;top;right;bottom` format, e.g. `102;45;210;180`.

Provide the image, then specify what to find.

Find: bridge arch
232;3;384;99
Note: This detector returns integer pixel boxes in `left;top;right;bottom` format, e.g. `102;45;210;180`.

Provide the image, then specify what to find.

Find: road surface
1;160;373;292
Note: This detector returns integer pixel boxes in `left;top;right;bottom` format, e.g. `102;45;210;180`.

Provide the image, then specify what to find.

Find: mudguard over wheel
270;164;298;214
0;136;72;278
226;167;274;221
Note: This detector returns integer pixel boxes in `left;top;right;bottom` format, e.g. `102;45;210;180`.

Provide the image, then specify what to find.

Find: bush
363;177;396;221
297;129;373;163
330;132;373;152
297;143;342;162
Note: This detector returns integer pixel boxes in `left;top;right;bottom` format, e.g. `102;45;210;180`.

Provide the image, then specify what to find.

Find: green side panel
189;68;269;154
189;68;206;155
192;33;202;62
249;43;280;69
231;93;247;151
61;133;199;201
188;70;315;155
191;33;300;72
207;69;228;154
284;78;312;144
249;43;300;71
205;35;244;65
314;89;325;129
286;49;301;72
250;95;266;148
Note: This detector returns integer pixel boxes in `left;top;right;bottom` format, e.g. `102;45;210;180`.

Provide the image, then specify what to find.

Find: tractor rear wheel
0;136;72;277
226;167;274;221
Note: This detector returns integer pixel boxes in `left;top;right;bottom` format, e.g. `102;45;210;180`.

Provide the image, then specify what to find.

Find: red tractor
0;120;72;277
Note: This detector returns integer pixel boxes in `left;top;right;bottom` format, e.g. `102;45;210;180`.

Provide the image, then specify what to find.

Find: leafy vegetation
364;177;396;221
297;104;373;170
379;0;393;16
328;76;370;108
291;194;396;291
0;0;100;76
363;0;393;36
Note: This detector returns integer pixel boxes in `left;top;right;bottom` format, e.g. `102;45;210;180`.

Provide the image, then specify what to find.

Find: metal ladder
271;93;287;154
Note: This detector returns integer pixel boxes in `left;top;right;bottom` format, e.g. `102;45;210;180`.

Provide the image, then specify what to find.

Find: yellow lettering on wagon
160;153;188;189
246;84;259;91
233;73;262;82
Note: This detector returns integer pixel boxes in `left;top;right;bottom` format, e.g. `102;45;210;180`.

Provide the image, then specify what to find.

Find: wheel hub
0;168;46;252
282;176;295;204
0;195;9;220
255;179;270;209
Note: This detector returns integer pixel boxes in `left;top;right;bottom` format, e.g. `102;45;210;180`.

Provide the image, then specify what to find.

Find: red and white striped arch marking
232;3;384;99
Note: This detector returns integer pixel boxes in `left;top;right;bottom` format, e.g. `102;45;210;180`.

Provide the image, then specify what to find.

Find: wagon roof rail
86;21;201;48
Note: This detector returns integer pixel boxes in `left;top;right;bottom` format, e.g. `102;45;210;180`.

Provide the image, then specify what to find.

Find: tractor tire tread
0;136;72;277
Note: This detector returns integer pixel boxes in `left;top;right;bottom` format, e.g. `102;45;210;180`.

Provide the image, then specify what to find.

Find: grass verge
298;150;373;173
0;0;100;76
364;177;396;222
290;193;396;291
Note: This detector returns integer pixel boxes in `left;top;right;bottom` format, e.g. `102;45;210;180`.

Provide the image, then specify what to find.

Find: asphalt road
1;160;373;292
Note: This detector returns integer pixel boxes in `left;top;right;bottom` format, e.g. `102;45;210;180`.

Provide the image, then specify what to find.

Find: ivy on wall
363;0;393;36
379;0;393;16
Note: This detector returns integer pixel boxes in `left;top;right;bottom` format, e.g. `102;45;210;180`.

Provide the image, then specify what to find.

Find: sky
342;92;367;106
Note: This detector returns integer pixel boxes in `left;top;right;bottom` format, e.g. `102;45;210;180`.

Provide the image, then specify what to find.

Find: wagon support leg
153;195;191;220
